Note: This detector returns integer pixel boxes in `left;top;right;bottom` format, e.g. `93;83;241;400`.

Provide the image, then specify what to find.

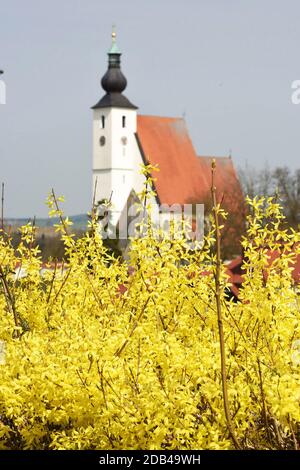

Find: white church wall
92;108;112;170
92;170;112;204
92;105;140;223
110;108;136;170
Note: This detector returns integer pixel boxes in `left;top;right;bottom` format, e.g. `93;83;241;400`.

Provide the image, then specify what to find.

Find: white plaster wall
92;108;112;170
92;106;137;214
92;170;112;203
110;108;136;170
92;106;161;229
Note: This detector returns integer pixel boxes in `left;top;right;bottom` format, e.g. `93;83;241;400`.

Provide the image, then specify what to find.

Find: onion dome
92;29;137;110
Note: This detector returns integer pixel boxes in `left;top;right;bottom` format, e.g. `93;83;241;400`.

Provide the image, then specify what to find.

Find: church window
101;116;105;129
122;115;126;128
99;136;106;146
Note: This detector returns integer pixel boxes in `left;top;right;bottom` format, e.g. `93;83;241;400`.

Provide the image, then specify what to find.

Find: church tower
92;30;138;225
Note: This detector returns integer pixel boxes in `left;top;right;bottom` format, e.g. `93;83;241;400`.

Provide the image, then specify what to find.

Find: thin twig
0;264;20;333
84;268;103;308
76;369;95;408
211;159;241;450
257;359;271;444
50;267;72;306
92;177;98;219
47;267;72;321
96;360;108;410
114;296;151;357
46;260;58;304
90;177;98;241
288;415;299;450
28;216;36;261
1;182;4;233
51;188;69;236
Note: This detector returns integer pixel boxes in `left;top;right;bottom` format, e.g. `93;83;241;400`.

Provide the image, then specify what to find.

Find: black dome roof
101;64;127;94
92;33;137;110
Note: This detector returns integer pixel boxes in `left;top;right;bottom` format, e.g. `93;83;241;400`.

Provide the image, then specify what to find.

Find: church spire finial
112;24;116;41
109;25;121;55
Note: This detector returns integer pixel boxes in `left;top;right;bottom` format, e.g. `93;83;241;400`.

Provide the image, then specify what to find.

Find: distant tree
238;163;274;200
239;164;300;230
273;167;300;228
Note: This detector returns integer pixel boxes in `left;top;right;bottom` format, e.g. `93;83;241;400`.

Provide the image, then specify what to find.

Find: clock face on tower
99;136;106;146
121;136;128;146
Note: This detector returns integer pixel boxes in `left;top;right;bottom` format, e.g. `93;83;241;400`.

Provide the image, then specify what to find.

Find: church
91;31;242;236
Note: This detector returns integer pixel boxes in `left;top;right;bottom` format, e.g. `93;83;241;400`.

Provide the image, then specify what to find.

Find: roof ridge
198;155;231;159
137;114;183;121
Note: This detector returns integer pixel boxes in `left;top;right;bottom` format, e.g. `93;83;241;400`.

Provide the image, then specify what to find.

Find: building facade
92;32;243;239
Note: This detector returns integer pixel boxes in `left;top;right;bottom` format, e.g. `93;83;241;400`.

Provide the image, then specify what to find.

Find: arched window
101;116;105;129
122;115;126;128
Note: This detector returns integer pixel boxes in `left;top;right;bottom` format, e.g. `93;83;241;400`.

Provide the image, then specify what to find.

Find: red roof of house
136;115;242;206
227;250;300;298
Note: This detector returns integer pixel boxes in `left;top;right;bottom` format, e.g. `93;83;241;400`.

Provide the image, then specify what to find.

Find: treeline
239;165;300;229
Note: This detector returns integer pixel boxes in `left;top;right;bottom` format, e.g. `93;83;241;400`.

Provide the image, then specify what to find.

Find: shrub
0;167;299;450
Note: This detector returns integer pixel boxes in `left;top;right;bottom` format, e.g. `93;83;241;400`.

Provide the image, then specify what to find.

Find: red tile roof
137;115;209;205
136;115;242;207
227;250;300;298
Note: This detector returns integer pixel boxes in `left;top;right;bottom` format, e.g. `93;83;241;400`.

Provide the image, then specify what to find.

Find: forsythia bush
0;168;300;450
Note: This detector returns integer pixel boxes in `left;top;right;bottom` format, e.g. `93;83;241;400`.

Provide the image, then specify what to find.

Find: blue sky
1;0;300;217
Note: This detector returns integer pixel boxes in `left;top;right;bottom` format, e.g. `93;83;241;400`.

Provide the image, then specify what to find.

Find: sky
1;0;300;217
